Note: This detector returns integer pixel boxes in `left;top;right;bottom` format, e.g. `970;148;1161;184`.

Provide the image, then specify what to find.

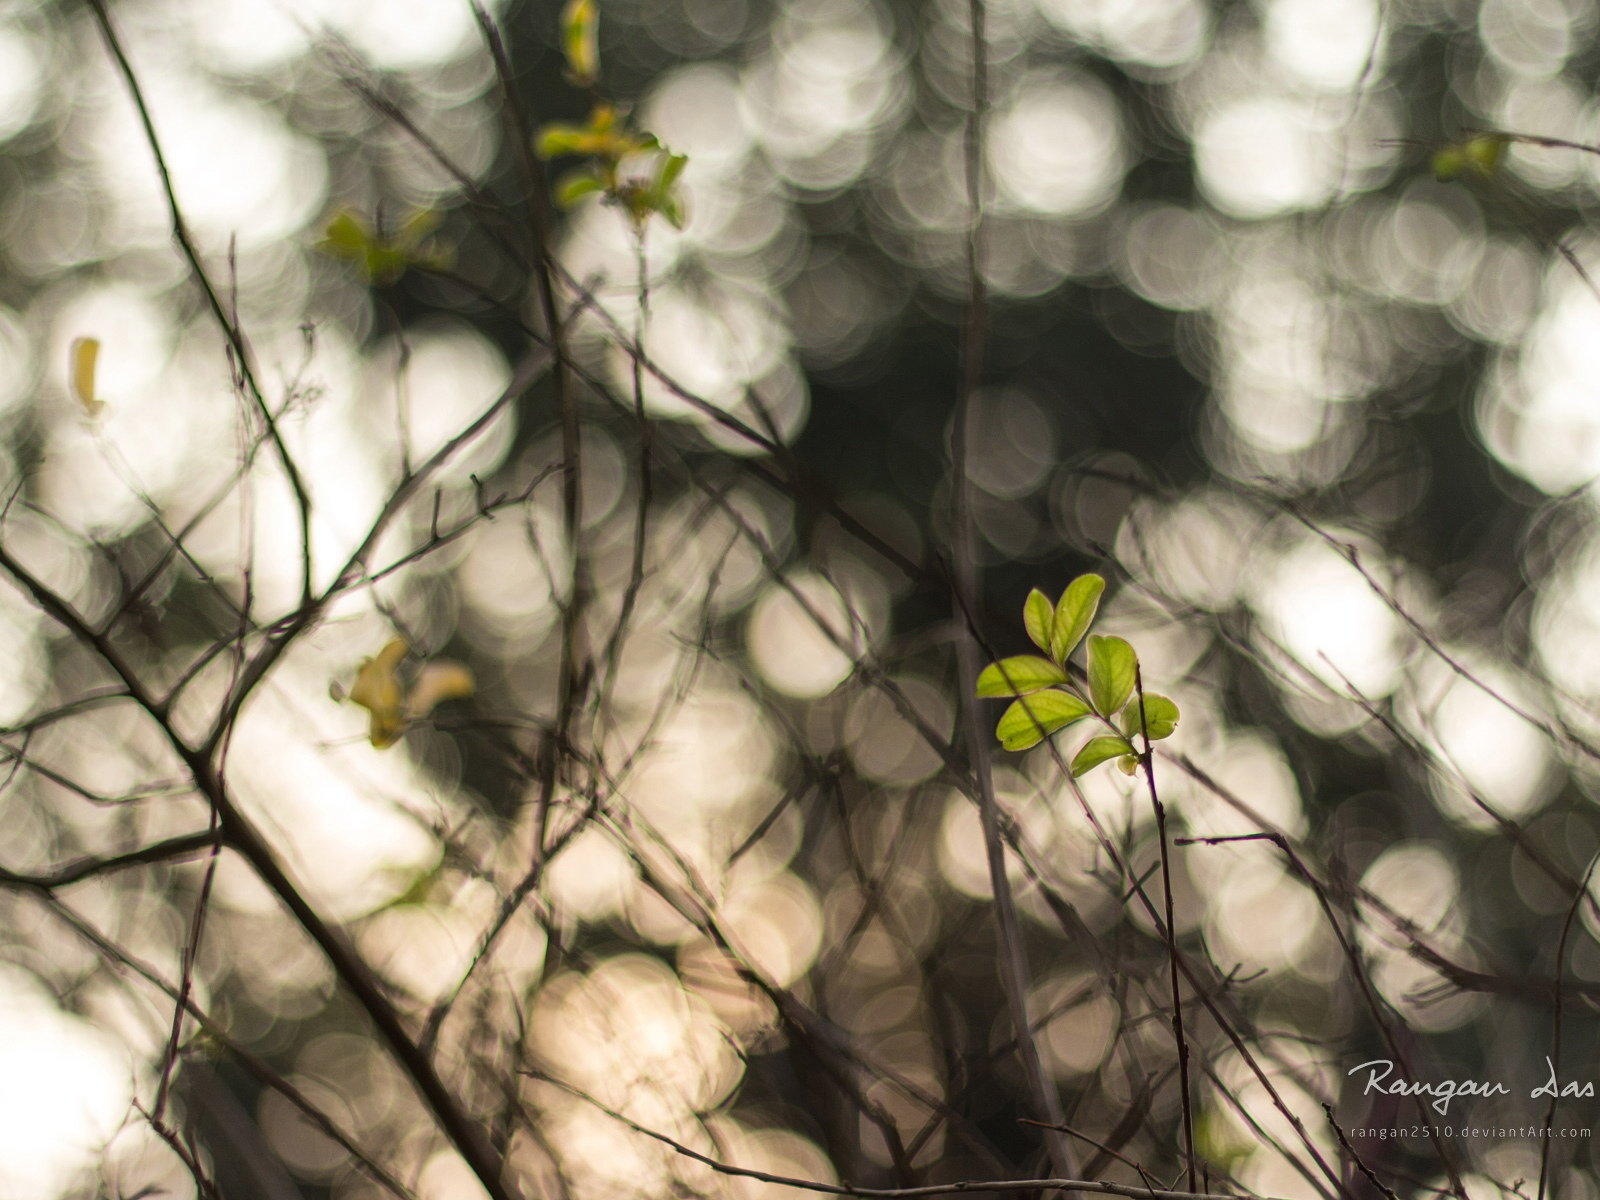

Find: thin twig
543;1073;1282;1200
1131;668;1196;1191
85;0;316;604
1536;847;1600;1200
948;0;1075;1176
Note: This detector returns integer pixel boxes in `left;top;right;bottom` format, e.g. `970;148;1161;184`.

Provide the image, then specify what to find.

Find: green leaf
321;210;368;254
996;692;1093;751
1087;635;1137;716
976;656;1068;698
363;246;410;285
1433;133;1508;182
1051;573;1105;662
561;0;600;85
1465;133;1508;174
317;209;447;285
1023;589;1054;653
1430;146;1467;181
1119;692;1179;742
1116;755;1140;776
536;124;589;159
556;171;605;208
1071;734;1135;778
655;151;688;193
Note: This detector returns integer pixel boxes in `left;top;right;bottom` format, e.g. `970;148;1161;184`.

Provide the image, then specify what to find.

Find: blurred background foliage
8;0;1600;1197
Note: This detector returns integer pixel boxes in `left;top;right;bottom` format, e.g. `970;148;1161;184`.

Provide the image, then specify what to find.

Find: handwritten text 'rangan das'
1351;1059;1597;1116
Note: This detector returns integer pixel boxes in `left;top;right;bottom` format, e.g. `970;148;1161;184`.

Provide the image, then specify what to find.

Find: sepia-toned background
3;0;1600;1198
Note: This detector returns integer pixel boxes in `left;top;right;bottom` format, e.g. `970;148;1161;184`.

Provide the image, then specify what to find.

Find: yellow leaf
405;662;474;722
348;638;409;749
340;640;473;749
69;337;105;417
561;0;600;85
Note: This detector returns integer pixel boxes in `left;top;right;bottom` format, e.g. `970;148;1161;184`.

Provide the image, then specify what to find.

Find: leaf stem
1134;664;1197;1191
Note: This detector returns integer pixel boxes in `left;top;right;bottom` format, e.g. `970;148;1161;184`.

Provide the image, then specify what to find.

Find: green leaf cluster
317;208;450;285
976;574;1179;776
535;1;689;230
1432;133;1509;182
